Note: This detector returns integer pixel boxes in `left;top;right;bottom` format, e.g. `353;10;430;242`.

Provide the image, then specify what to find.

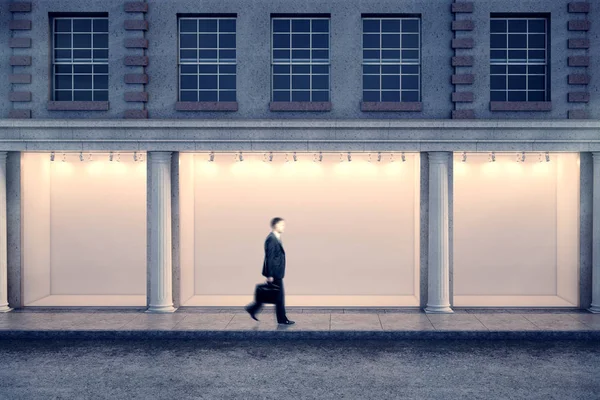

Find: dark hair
270;217;284;228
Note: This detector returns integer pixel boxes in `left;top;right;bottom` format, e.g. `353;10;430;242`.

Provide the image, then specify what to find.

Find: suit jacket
262;232;286;279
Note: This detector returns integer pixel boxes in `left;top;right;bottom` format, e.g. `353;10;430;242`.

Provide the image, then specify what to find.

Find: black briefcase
255;282;281;304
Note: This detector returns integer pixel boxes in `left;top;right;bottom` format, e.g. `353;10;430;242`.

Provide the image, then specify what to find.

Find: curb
1;330;599;340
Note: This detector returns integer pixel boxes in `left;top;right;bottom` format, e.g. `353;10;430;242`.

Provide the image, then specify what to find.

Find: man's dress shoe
278;320;295;325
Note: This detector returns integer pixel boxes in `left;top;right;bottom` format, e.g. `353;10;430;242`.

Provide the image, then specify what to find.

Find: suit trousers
247;278;287;322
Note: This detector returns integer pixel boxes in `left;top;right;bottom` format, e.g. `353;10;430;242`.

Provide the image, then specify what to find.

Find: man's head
270;217;285;233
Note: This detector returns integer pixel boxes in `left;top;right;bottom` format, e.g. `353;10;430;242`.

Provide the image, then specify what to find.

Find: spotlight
209;151;215;162
390;153;395;162
339;153;343;163
133;151;138;162
61;153;66;162
401;152;406;162
269;152;273;162
488;152;496;162
461;152;467;162
109;151;114;162
347;152;352;162
368;153;372;163
516;152;526;163
239;151;243;162
285;153;289;163
79;152;84;162
116;152;121;162
138;153;144;162
377;152;382;162
545;152;550;162
87;153;93;161
263;152;267;162
293;152;297;162
319;151;323;162
50;152;55;162
313;153;318;162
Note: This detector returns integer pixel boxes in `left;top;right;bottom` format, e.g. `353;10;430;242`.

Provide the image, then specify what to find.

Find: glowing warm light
197;159;219;177
480;159;501;176
454;160;468;176
531;160;551;176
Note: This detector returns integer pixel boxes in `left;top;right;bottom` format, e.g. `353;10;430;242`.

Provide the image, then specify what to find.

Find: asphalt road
0;339;598;400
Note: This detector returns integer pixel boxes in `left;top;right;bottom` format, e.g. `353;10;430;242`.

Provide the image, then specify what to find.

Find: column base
0;305;13;313
146;305;177;313
425;305;454;314
588;304;600;314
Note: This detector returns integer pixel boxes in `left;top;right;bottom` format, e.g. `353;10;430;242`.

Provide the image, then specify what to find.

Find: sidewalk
1;307;599;340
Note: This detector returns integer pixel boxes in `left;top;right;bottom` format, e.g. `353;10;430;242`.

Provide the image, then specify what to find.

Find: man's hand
267;277;274;283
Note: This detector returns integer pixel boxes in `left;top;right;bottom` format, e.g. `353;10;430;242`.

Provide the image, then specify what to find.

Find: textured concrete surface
0;338;599;399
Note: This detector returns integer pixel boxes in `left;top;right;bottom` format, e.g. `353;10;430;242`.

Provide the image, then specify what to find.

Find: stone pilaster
589;152;600;313
425;152;453;313
147;151;176;312
0;152;11;312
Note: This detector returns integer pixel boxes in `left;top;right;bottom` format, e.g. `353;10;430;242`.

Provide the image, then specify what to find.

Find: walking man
245;217;295;325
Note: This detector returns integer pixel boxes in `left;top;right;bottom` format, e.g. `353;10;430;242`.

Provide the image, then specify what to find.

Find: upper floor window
52;16;108;101
362;16;420;102
178;16;236;102
490;15;549;102
271;16;330;102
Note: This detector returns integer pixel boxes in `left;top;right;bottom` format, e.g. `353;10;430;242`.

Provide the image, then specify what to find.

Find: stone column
0;152;11;312
147;152;176;313
425;152;453;313
589;152;600;313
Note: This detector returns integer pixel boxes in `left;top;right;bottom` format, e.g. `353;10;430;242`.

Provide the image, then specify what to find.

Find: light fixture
285;153;289;162
61;153;66;162
488;152;496;162
109;151;114;162
401;152;406;162
79;152;84;162
133;151;138;162
313;152;318;162
461;152;467;162
269;152;273;162
339;153;343;163
239;151;243;162
517;152;526;163
50;152;55;162
390;153;395;162
319;151;323;162
293;152;297;162
377;152;382;162
545;152;550;162
347;152;352;162
209;151;215;162
368;153;372;163
116;152;121;162
87;153;93;161
138;153;144;162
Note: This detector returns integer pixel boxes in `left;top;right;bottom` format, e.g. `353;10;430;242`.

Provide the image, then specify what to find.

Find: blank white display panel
22;153;147;306
453;153;580;307
180;152;420;306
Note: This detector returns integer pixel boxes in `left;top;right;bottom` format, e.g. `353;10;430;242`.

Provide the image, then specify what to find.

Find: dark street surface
0;339;599;400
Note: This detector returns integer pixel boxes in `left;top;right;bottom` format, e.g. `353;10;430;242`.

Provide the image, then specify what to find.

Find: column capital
149;151;172;164
428;151;451;164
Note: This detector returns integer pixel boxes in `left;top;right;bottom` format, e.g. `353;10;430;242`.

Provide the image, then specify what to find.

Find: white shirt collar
272;231;281;241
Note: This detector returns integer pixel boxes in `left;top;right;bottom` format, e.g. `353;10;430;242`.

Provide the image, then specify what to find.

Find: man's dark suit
247;232;288;322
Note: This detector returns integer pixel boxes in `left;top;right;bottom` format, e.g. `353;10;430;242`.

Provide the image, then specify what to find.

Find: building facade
0;0;599;313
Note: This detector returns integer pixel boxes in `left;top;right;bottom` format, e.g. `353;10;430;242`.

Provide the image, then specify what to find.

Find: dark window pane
490;91;506;101
180;20;197;32
382;91;400;102
74;75;92;89
219;50;236;61
55;34;71;48
291;49;310;60
180;34;197;48
219;19;236;33
292;34;310;48
273;65;290;74
93;75;108;89
199;34;217;48
528;91;545;101
363;34;379;49
272;91;290;101
363;50;380;60
181;64;197;74
292;65;310;74
401;91;419;102
199;50;217;60
528;34;545;48
490;34;507;49
490;65;506;74
291;75;310;90
312;65;329;74
508;50;526;61
181;75;198;89
55;19;71;33
401;50;419;61
94;64;108;73
508;75;526;90
382;19;400;33
55;75;72;89
55;91;72;101
93;90;108;101
401;65;419;74
382;75;400;90
508;19;527;32
55;50;71;60
199;91;218;101
273;50;290;60
312;34;329;49
312;75;328;90
219;34;235;48
382;34;400;48
312;91;328;101
508;65;526;74
491;75;506;90
490;19;507;33
56;64;72;73
291;90;310;101
180;91;197;101
73;19;91;33
73;34;92;48
312;19;329;33
508;90;526;101
93;19;108;33
73;49;91;60
490;50;506;61
381;65;400;74
402;19;419;33
273;75;291;90
219;90;236;101
402;34;418;48
363;90;379;102
363;65;379;74
73;65;92;73
528;19;545;33
199;75;218;89
273;19;290;33
401;75;418;90
363;75;380;90
219;75;236;90
93;34;108;48
180;50;197;60
363;19;380;33
528;76;545;90
93;50;108;60
292;19;310;32
528;65;545;74
381;50;400;60
528;50;545;61
312;50;329;60
219;64;236;74
508;34;527;48
74;90;92;101
199;19;217;32
273;34;290;48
